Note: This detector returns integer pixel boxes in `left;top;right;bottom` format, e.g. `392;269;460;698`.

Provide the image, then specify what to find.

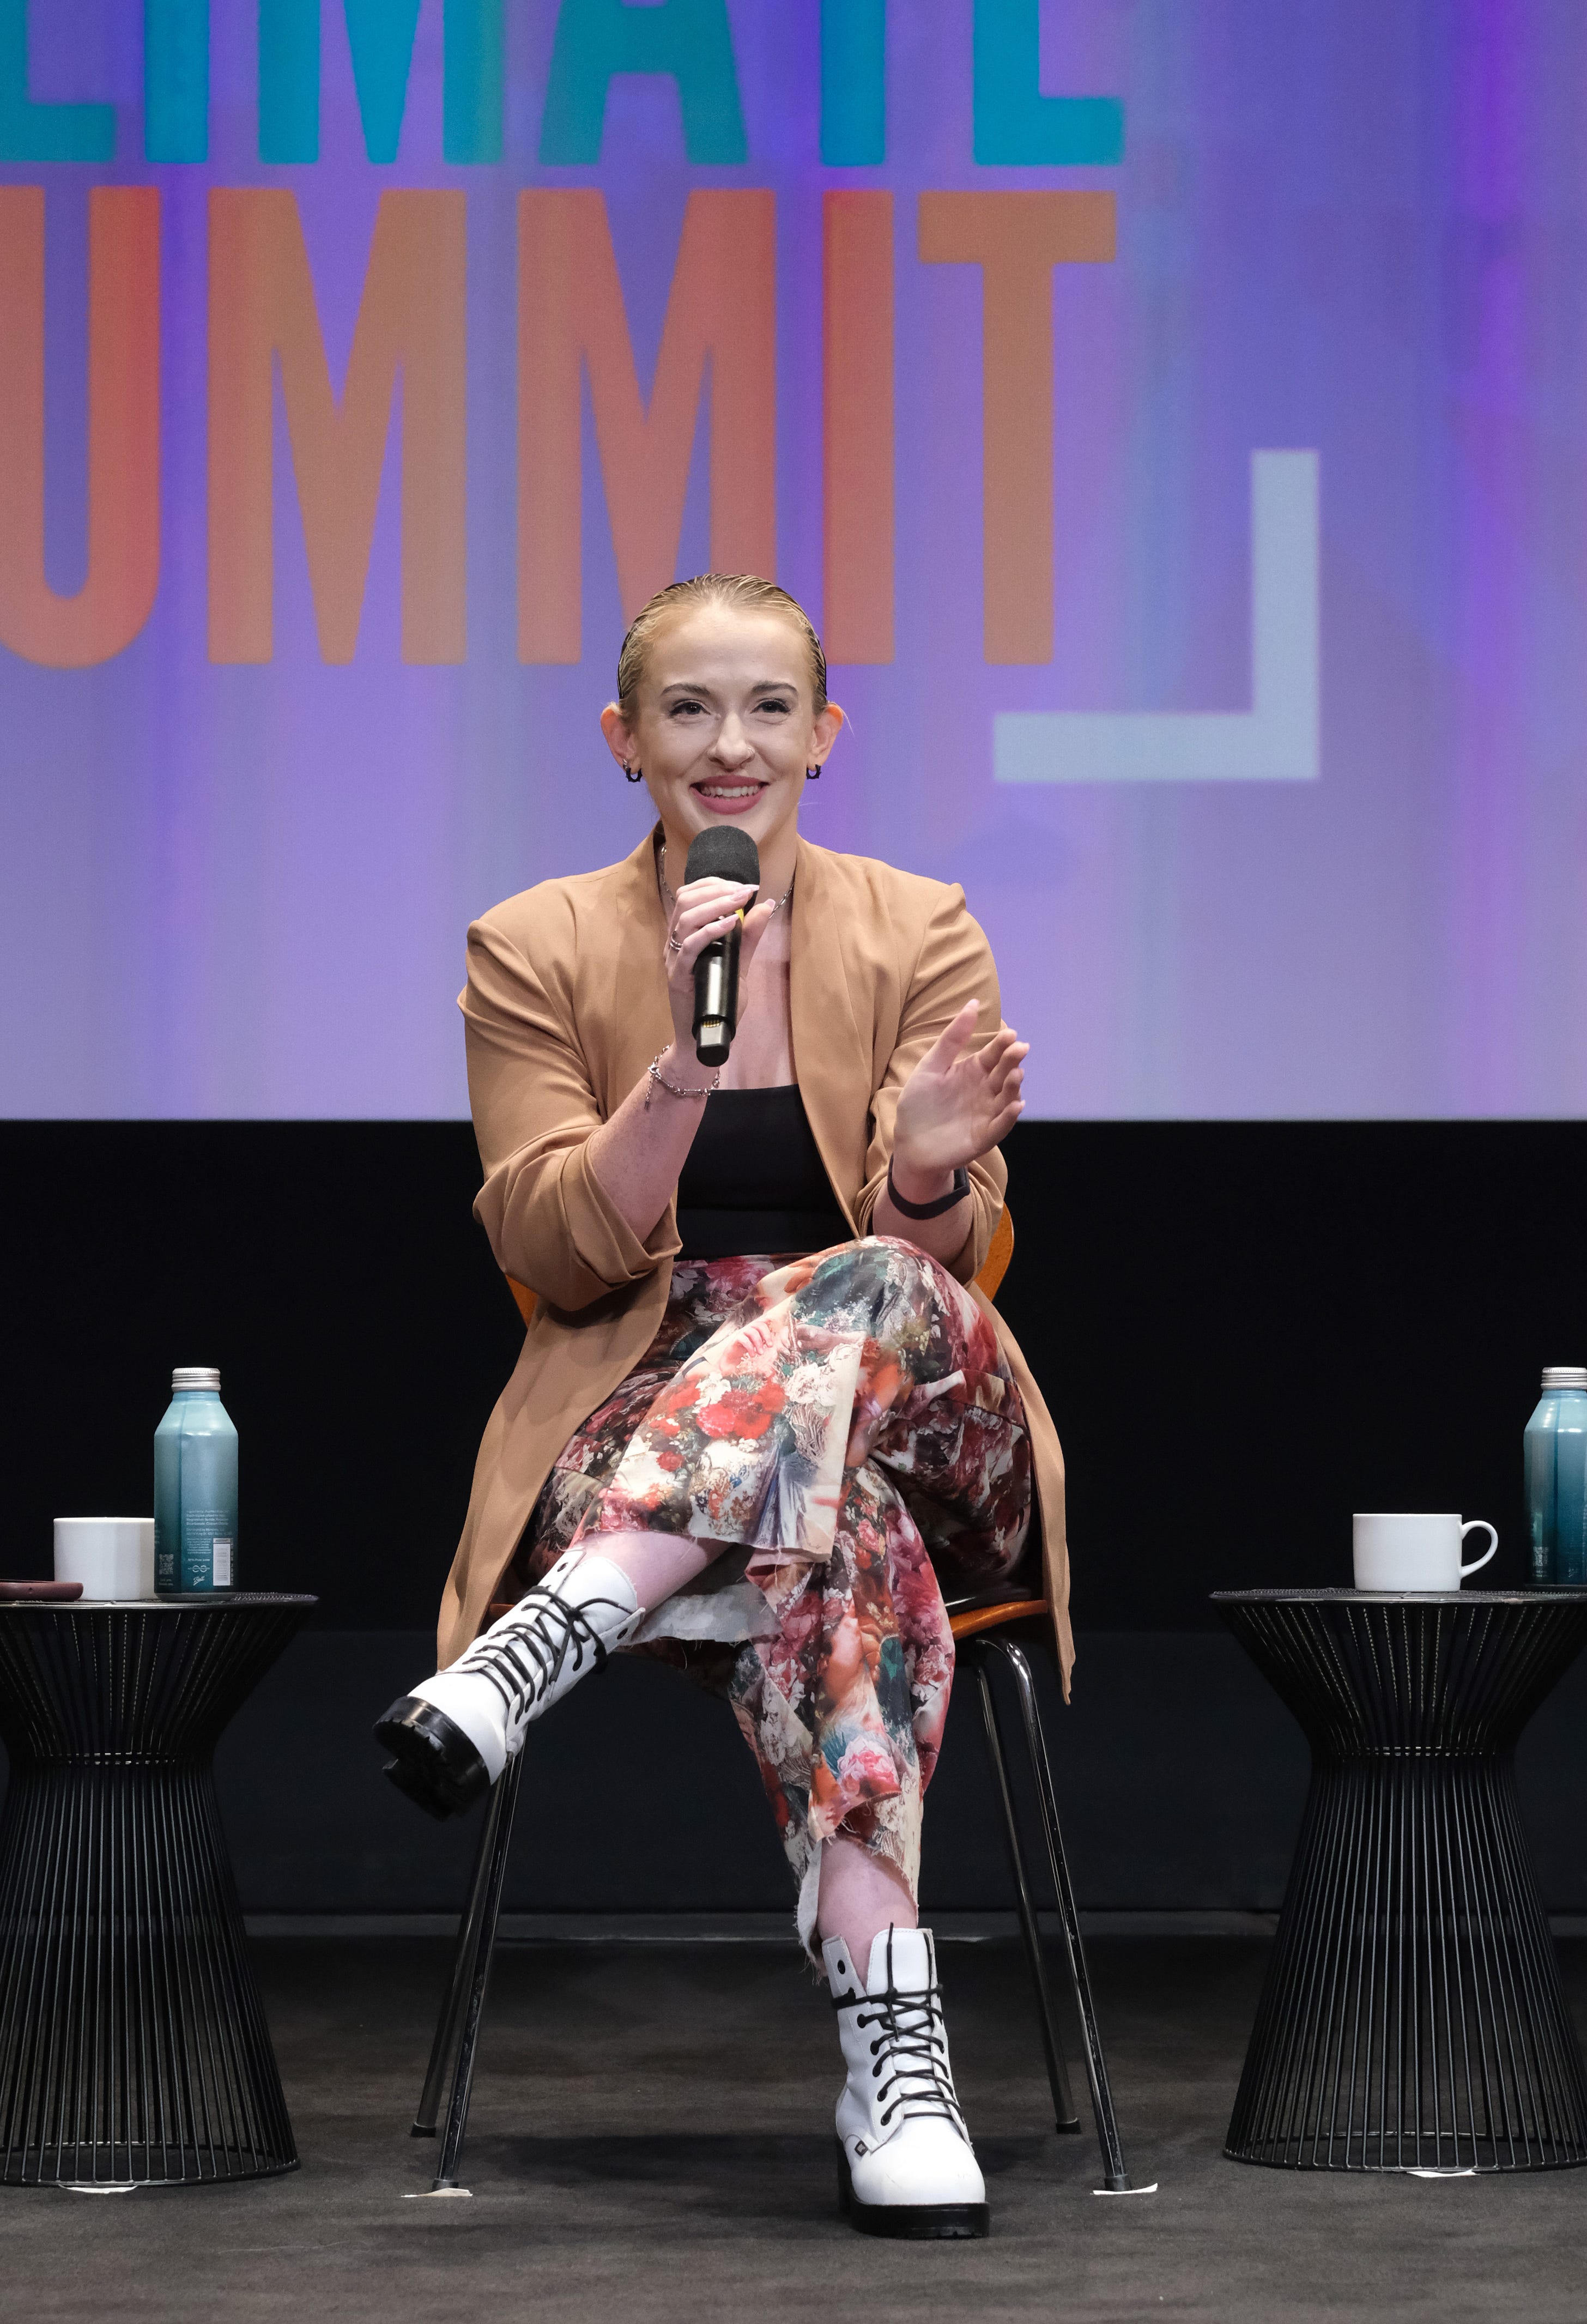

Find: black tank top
676;1085;850;1261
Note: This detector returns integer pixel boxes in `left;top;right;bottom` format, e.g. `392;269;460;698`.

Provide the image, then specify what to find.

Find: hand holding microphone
661;827;778;1070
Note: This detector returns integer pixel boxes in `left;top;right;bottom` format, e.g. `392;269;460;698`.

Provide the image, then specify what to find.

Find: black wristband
886;1159;969;1220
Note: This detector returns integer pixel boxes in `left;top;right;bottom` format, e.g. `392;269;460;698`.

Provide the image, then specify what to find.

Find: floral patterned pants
524;1239;1031;1948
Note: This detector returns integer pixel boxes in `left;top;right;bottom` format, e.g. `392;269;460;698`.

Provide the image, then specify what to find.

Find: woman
375;574;1070;2240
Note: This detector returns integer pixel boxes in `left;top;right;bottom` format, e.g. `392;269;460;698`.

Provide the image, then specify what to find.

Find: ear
809;701;845;767
599;703;635;767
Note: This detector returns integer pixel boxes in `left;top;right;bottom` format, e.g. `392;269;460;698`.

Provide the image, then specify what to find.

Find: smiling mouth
694;780;766;809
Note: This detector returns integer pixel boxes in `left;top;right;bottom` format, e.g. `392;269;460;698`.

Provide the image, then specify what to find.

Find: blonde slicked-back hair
616;573;828;718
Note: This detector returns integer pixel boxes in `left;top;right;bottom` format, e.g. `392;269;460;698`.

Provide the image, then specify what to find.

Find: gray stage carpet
7;1935;1586;2323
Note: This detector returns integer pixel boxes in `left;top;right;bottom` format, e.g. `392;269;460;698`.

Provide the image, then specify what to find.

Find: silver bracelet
644;1050;720;1109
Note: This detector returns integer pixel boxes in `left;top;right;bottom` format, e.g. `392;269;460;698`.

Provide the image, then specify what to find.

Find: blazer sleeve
850;883;1009;1285
461;909;679;1312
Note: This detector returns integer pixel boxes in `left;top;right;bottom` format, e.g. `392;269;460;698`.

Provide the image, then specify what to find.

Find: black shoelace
834;1949;965;2132
461;1585;627;1724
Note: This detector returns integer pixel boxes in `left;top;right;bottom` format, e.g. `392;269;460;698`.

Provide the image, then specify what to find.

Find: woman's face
601;604;843;861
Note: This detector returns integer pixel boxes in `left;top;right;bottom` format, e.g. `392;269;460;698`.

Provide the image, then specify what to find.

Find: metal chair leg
982;1635;1147;2193
412;1754;525;2190
412;1758;519;2137
967;1643;1080;2134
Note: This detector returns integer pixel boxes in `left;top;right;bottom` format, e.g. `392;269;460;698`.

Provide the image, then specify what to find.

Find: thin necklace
659;842;795;917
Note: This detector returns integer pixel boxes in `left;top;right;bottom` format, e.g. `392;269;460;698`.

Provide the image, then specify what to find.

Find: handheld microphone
684;826;760;1066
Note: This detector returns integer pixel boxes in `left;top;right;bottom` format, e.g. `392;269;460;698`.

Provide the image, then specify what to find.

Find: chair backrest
977;1203;1014;1302
505;1205;1015;1329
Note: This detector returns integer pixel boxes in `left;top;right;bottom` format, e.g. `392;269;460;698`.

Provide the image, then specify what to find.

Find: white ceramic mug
53;1517;156;1601
1352;1512;1498;1593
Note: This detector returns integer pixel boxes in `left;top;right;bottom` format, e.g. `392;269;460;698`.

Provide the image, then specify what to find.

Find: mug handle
1460;1519;1498;1577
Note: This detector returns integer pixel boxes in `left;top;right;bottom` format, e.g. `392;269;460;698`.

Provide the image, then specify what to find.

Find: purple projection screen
1;0;1583;1119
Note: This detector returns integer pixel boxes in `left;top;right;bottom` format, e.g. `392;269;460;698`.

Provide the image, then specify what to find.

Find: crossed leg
571;1524;920;1970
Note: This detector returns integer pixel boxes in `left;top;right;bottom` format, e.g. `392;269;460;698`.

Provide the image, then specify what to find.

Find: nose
711;717;755;767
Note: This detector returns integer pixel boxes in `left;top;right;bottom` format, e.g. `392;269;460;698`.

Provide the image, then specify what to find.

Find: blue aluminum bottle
154;1366;238;1594
1525;1366;1587;1587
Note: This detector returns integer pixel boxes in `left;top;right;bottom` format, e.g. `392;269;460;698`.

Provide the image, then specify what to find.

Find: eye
756;696;792;716
669;698;707;718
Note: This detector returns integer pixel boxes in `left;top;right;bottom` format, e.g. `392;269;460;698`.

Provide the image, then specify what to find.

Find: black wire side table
1215;1590;1587;2174
0;1594;313;2187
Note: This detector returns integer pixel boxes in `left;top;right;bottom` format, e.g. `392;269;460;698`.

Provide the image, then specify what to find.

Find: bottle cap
1542;1366;1587;1391
171;1366;221;1392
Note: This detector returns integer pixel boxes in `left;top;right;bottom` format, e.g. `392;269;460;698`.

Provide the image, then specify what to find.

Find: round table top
1213;1587;1587;1751
1212;1587;1587;1607
0;1593;316;1760
0;1591;317;1613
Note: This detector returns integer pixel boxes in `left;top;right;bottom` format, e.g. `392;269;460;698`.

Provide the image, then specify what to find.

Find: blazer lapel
600;828;675;1117
790;837;872;1224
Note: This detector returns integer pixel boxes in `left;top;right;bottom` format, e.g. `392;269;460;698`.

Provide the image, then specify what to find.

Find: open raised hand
891;1001;1027;1190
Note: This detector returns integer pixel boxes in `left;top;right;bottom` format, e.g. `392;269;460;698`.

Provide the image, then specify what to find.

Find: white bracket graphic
994;450;1321;784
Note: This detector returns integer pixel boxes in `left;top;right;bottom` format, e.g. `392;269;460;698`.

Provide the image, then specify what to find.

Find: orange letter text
918;190;1114;664
518;188;776;662
208;188;466;665
823;189;893;665
0;186;160;669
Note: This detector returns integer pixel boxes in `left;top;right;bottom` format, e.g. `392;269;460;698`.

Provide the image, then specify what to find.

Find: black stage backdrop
4;1119;1586;1919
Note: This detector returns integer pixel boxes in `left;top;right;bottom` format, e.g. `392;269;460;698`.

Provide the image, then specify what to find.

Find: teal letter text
973;0;1123;166
821;0;885;166
0;0;114;161
540;0;746;166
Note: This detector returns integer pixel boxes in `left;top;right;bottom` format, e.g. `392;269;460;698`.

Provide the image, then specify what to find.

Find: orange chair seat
506;1202;1015;1330
949;1595;1049;1642
492;1593;1050;1636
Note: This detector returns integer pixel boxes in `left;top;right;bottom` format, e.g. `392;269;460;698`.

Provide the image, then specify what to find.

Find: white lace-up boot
374;1546;644;1819
823;1924;989;2238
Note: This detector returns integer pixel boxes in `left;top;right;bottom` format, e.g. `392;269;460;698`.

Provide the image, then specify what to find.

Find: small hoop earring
625;763;644;784
805;765;820;782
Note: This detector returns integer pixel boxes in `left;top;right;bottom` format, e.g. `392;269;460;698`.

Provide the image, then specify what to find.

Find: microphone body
692;917;742;1067
684;827;760;1067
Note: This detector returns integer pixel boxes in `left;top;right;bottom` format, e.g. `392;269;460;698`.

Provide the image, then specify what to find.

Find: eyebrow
659;677;800;696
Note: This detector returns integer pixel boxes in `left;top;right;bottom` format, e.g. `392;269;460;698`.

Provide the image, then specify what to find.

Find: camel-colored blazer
436;829;1071;1689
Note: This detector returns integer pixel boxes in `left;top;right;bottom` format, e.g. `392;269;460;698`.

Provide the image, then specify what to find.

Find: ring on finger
666;934;683;955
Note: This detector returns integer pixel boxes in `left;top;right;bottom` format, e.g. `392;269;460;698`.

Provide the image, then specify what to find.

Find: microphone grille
684;827;761;889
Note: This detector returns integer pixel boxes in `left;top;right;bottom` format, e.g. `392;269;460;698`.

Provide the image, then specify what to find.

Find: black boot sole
837;2141;989;2238
373;1697;491;1820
